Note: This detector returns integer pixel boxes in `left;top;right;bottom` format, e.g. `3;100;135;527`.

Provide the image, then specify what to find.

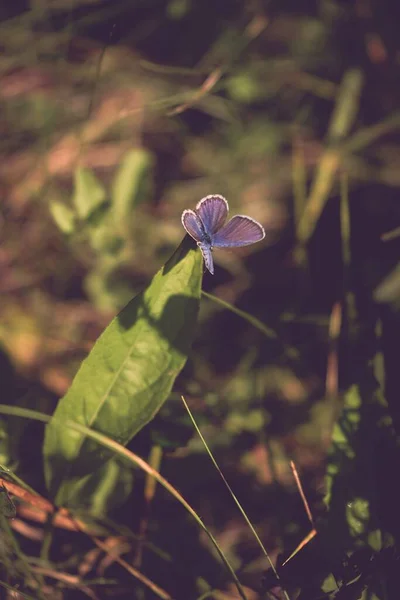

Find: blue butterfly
181;194;265;274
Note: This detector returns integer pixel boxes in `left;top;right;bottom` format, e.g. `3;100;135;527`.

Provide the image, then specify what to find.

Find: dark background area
1;1;400;598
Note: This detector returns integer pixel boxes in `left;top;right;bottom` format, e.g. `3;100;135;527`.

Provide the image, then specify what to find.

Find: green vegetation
1;1;400;599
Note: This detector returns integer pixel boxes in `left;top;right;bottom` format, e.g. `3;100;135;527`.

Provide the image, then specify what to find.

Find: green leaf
322;378;388;566
49;200;76;234
111;148;153;224
63;457;134;516
43;236;202;506
374;261;400;307
167;0;190;19
72;167;107;221
226;72;262;104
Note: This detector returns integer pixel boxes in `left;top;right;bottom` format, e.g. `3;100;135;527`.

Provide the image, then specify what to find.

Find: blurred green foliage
1;0;400;599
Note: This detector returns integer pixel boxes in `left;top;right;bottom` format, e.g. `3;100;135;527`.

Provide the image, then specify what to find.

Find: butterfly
181;194;265;274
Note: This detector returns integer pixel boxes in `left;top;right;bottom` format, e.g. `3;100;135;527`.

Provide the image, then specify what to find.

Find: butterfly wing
198;242;214;275
195;195;228;235
212;215;265;247
181;209;205;242
181;209;215;274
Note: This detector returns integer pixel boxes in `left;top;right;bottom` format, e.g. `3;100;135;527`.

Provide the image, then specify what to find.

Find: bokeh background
1;1;400;599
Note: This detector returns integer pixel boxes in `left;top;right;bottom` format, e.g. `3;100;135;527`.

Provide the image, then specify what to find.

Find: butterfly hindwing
195;195;228;236
182;206;215;274
212;215;265;248
181;209;205;243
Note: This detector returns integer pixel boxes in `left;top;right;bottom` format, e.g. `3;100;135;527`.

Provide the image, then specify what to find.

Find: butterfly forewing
181;209;205;242
212;215;265;248
198;242;214;274
196;195;228;235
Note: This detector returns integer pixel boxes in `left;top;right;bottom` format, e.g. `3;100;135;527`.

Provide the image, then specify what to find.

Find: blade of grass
289;461;314;527
280;462;317;568
292;137;308;230
0;465;39;498
280;529;317;567
134;444;163;568
180;395;291;600
29;565;101;600
82;535;173;600
167;67;223;116
340;171;356;322
296;69;363;251
381;226;400;242
0;580;39;600
326;302;341;403
202;290;299;360
40;513;55;566
0;515;47;600
202;291;277;339
0;404;249;600
343;111;400;155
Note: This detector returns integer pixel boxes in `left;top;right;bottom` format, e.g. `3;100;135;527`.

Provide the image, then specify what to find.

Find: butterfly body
181;194;265;274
